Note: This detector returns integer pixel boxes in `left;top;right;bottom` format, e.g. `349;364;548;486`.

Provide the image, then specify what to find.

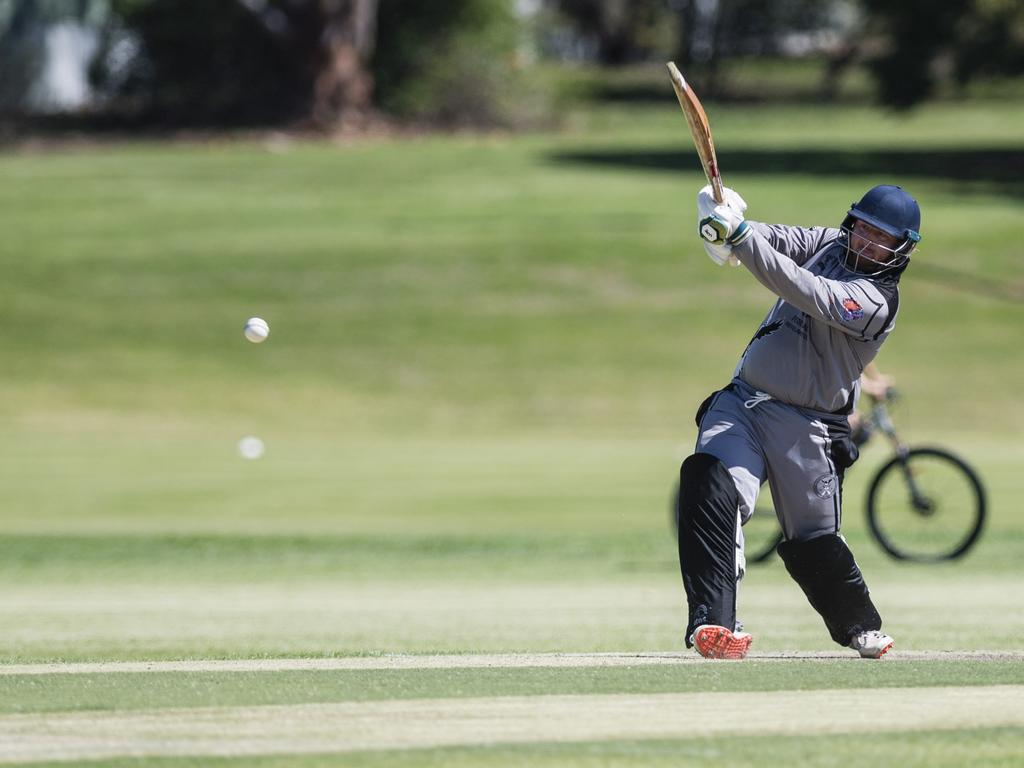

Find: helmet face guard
840;220;920;273
841;185;921;274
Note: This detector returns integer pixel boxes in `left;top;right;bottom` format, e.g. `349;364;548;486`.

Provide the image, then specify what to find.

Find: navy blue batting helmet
844;185;921;244
841;185;921;271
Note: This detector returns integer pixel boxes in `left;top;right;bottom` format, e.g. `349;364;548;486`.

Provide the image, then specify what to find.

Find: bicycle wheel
670;482;782;565
866;447;986;561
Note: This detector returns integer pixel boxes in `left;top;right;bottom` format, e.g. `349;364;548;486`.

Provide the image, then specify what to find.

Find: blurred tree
0;0;41;114
548;0;671;64
669;0;840;85
372;0;525;125
98;0;523;127
954;0;1024;83
859;0;968;107
861;0;1024;108
103;0;378;126
312;0;378;125
0;0;108;115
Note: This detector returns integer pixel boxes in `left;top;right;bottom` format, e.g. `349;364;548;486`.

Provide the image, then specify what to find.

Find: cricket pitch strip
2;650;1022;675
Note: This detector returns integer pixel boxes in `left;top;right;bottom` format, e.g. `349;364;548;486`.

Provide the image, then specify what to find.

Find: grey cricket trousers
694;378;859;570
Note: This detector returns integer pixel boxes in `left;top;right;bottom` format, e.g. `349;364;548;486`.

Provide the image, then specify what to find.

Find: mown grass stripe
5;660;1024;716
4;659;1024;718
2;685;1022;764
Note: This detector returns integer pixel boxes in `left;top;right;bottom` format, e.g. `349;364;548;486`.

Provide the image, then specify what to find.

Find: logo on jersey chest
813;473;838;499
752;320;783;343
784;314;810;339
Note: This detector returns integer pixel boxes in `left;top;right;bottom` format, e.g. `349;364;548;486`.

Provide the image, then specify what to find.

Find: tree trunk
672;0;696;67
596;0;630;64
672;0;723;96
819;40;860;102
311;0;378;127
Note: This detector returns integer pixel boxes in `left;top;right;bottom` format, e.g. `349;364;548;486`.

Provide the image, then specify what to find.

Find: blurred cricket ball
237;436;265;460
244;317;270;343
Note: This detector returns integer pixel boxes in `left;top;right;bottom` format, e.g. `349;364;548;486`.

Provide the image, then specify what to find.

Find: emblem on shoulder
840;298;863;321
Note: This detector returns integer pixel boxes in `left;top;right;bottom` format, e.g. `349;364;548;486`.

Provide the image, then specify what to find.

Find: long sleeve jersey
730;222;906;414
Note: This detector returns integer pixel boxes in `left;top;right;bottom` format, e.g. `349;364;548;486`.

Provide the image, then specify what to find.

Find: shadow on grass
550;146;1024;189
590;84;867;106
551;145;1024;303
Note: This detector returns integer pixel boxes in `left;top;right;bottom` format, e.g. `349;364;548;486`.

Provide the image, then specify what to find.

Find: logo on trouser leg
687;604;709;648
813;473;837;499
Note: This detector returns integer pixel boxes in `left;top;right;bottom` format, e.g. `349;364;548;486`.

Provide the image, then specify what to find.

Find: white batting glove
703;240;730;266
703;241;740;267
709;203;752;244
697;186;751;246
697;185;747;218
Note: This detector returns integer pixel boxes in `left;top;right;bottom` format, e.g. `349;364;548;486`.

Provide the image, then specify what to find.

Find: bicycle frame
866;396;934;516
866;398;904;452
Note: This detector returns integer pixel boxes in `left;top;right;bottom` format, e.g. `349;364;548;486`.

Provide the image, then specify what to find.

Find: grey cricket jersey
731;223;906;414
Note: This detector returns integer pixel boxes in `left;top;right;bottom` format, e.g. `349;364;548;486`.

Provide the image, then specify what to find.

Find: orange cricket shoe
692;624;753;660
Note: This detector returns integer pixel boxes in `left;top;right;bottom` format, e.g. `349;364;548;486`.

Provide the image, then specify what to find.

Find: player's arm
860;362;894;400
699;190;895;339
748;223;835;266
696;187;832;267
734;230;895;340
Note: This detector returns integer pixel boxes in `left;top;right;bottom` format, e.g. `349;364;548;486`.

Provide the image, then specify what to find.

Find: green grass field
1;84;1023;765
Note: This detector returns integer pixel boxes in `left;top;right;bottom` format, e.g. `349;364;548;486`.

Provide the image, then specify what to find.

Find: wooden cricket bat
666;62;724;204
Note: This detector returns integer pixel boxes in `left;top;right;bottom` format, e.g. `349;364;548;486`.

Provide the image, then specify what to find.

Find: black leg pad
678;453;740;645
777;533;882;646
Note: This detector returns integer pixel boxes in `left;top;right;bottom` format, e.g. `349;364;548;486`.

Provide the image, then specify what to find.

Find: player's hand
697;185;752;246
701;204;752;246
703;241;740;267
860;372;895;400
697;185;747;218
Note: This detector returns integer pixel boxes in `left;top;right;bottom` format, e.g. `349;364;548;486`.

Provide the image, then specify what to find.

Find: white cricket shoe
691;624;753;660
849;630;894;659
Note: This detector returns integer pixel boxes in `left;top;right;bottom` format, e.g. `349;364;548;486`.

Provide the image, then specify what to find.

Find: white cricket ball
237;436;265;460
244;317;270;343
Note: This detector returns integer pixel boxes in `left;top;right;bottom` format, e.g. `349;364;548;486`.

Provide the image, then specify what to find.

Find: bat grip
711;178;725;204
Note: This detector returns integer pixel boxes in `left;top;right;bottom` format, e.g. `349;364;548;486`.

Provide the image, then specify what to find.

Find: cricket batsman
678;184;921;659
